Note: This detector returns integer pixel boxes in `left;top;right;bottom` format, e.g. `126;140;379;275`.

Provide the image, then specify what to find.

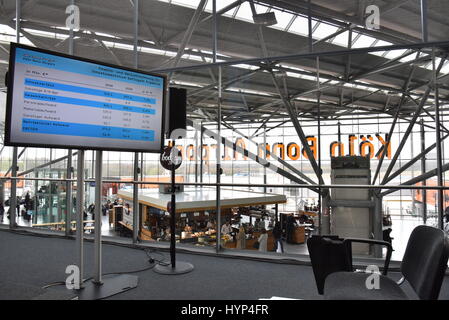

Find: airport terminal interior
1;0;449;300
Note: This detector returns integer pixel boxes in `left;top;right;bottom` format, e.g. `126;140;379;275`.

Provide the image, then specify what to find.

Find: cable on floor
41;248;169;290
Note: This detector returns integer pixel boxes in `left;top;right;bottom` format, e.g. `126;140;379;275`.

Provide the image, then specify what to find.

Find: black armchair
342;237;393;276
323;225;449;300
307;235;392;295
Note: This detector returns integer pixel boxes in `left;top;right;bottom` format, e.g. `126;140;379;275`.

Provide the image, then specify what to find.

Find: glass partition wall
0;0;448;263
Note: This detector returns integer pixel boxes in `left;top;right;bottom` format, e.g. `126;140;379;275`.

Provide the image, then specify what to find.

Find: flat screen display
5;43;166;152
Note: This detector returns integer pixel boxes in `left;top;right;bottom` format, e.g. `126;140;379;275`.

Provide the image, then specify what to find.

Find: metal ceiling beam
372;53;419;184
0;44;9;55
383;107;448;134
3;147;26;177
380;162;449;197
151;39;449;74
187;119;320;193
254;120;289;137
135;4;162;47
312;25;351;46
383;132;449;185
285;14;296;32
164;0;243;45
90;31;123;66
202;0;243;23
3;15;449;124
345;28;352;81
380;0;413;15
10;20;448;107
221;117;317;185
421;0;428;42
17;152;78;177
380;56;446;185
198;103;318;187
188;70;261;106
270;71;324;185
251;106;282;137
190;69;259;96
357;0;367;25
350;52;428;81
247;54;420;117
420;104;449;134
372;104;401;185
307;0;313;52
380;87;431;184
213;49;449;121
4;0;36;20
166;0;208;70
255;0;421;43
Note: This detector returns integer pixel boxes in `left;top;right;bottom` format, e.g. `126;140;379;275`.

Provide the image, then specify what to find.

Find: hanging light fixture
249;1;277;26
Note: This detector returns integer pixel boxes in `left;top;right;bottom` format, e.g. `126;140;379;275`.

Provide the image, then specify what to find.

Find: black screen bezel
5;42;167;153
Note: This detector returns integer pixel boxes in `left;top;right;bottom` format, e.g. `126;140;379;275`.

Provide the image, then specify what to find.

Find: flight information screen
5;43;166;152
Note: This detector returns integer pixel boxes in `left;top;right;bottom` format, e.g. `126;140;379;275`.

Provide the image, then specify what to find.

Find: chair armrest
342;238;393;276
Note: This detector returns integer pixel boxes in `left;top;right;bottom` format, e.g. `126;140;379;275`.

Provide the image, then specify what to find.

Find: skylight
0;24;33;45
267;9;294;31
151;0;447;76
352;35;377;49
204;0;242;16
440;61;449;74
169;0;202;9
23;28;68;41
332;30;351;47
0;0;446;110
227;87;273;96
234;2;256;22
312;23;339;40
289;16;316;36
384;49;408;60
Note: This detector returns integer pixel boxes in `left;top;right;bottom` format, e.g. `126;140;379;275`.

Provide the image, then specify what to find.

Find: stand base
71;274;138;300
153;261;194;275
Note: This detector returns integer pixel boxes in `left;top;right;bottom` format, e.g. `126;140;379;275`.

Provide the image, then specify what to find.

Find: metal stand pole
94;150;102;284
420;119;427;224
213;0;222;254
69;149;138;299
435;86;444;229
10;147;18;229
65;150;72;236
66;0;74;236
200;121;203;183
263;124;267;194
170;161;176;268
316;57;322;235
132;0;140;244
373;193;383;258
76;150;85;289
195;129;199;183
154;144;194;275
133;152;139;243
215;66;222;253
10;0;20;230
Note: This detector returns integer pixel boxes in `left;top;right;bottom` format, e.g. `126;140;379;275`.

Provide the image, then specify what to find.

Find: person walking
236;225;246;249
0;201;4;222
25;192;31;211
258;229;268;252
16;196;21;217
273;222;284;253
286;213;297;244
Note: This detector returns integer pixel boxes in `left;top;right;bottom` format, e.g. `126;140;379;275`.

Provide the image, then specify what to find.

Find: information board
5;43;166;152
